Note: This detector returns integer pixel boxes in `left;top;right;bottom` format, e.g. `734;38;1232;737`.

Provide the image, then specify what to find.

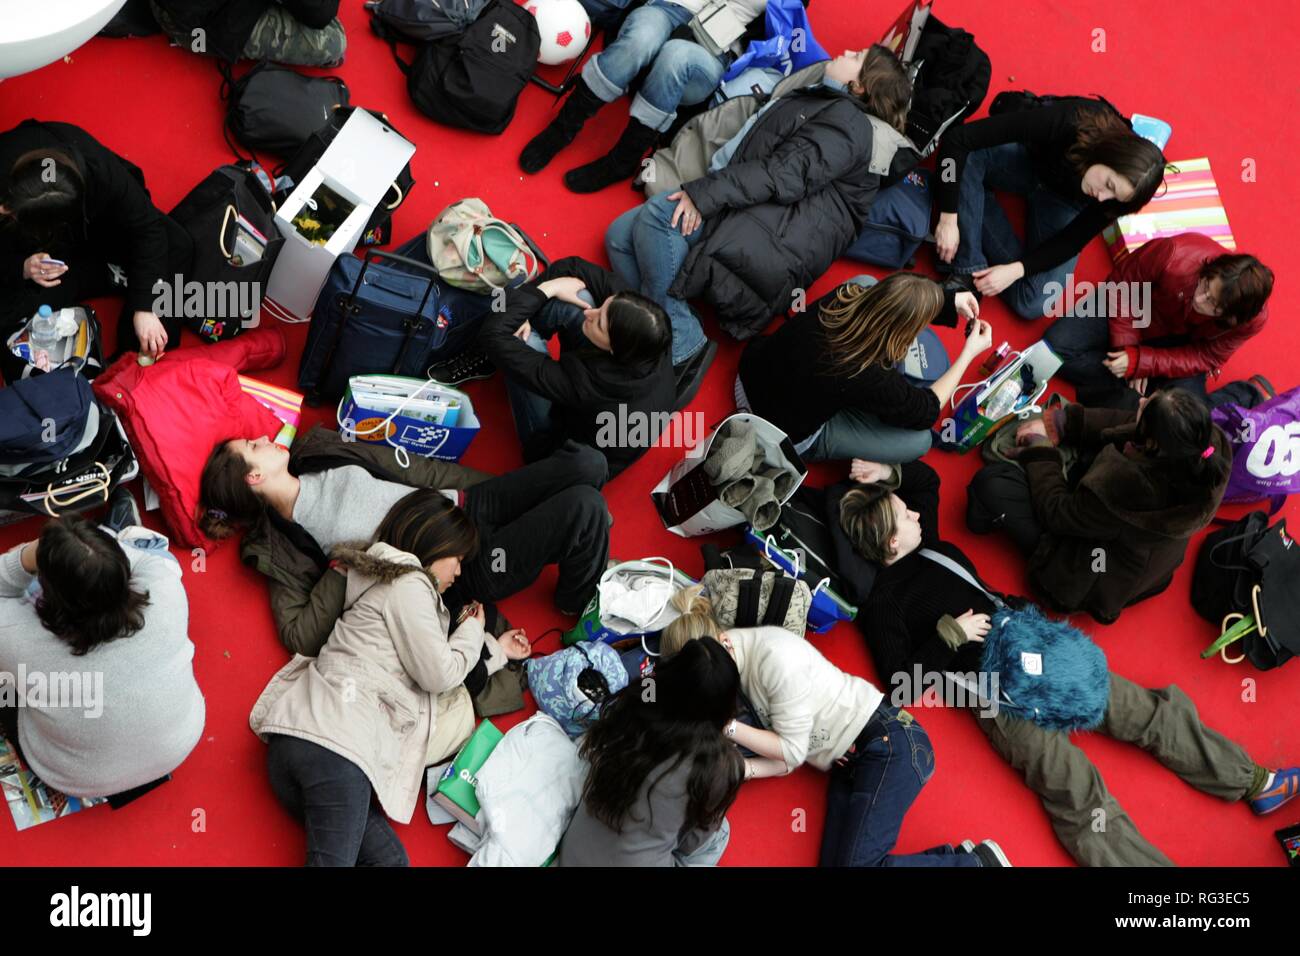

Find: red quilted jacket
1107;233;1267;380
93;329;287;550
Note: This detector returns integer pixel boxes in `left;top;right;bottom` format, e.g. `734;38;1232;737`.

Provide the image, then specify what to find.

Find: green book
432;719;503;833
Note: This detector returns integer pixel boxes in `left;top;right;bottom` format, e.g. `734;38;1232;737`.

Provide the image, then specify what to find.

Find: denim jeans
948;142;1091;320
673;817;731;866
820;704;981;867
451;439;611;616
804;408;934;464
1043;310;1208;409
265;734;410;867
503;292;595;460
583;2;726;132
606;191;708;364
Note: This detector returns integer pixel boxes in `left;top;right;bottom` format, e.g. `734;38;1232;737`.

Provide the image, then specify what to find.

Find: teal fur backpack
920;550;1110;731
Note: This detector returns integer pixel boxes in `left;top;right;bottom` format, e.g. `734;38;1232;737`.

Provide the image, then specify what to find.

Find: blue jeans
582;1;726;132
949;142;1091;320
504;292;596;460
606;191;707;364
673;817;731;866
1043;310;1208;410
266;734;409;867
820;704;982;867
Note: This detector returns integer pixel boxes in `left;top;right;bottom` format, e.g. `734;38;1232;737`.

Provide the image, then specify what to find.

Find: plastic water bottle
30;305;58;368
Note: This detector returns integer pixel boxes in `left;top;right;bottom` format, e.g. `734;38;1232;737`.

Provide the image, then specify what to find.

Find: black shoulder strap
700;543;725;571
761;574;796;628
735;577;761;628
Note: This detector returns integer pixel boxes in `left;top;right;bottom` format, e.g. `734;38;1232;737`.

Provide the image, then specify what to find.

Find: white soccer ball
525;0;591;66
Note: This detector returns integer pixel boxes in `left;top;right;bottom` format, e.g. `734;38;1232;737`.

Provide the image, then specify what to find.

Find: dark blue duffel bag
297;243;492;406
844;168;932;270
0;368;93;467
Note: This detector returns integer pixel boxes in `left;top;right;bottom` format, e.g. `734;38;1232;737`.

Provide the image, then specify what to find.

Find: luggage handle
349;249;441;320
40;462;111;516
218;205;237;260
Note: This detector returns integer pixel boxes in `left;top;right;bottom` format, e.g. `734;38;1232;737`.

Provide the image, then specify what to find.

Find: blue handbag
297;243;491;405
526;641;629;738
919;549;1110;731
844;168;932;270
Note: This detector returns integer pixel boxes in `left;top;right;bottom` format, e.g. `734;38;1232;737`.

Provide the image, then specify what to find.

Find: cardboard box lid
314;109;415;207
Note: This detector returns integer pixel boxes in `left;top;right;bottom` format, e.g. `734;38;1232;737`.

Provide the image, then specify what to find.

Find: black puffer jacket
669;87;912;339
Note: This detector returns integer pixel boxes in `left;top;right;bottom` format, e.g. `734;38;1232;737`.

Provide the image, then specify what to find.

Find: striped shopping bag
1103;157;1236;262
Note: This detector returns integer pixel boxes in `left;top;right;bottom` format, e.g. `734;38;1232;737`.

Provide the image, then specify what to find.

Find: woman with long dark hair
934;97;1167;319
558;636;744;866
967;386;1233;623
250;491;532;867
737;272;990;464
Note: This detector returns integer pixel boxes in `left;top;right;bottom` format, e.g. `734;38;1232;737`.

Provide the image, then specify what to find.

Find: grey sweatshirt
558;757;720;867
293;465;456;551
0;534;205;797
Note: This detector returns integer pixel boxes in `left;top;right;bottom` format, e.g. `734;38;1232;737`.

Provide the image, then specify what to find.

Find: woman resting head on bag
604;45;919;355
967;385;1233;624
558;636;743;867
737;272;990;465
249;490;531;867
657;586;1007;867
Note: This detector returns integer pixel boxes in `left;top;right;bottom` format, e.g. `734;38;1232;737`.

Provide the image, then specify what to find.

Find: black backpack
989;89;1130;125
220;61;350;159
904;15;991;157
382;0;541;134
1192;511;1300;670
275;107;415;247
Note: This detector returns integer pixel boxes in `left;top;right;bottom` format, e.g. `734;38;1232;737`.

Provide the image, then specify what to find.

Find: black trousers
449;440;611;616
967;462;1046;558
0;215;194;357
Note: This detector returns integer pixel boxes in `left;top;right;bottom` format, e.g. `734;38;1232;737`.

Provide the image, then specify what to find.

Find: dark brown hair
35;514;150;655
1136;387;1231;489
197;440;264;539
373;489;479;566
2;149;86;250
1066;106;1166;212
856;44;913;133
1201;254;1274;324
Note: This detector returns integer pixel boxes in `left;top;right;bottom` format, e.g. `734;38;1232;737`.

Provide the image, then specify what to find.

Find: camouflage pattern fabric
151;2;346;67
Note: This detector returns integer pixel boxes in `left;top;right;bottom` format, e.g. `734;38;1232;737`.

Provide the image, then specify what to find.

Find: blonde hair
660;585;722;657
821;273;945;377
838;485;898;564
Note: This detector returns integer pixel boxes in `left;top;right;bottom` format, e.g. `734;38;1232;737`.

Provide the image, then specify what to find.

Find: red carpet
1;0;1297;866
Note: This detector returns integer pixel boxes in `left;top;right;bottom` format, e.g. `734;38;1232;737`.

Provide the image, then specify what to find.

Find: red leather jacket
1107;233;1267;380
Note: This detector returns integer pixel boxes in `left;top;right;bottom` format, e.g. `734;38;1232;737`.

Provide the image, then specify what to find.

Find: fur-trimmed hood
329;541;434;611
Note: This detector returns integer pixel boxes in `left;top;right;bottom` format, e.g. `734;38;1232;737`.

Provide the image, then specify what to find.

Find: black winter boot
564;118;661;194
519;79;608;174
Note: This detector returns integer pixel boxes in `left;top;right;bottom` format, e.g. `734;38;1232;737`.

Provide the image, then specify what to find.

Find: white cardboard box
264;110;415;321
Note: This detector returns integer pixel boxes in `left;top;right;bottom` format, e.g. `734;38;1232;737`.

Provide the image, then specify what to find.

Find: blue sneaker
1250;767;1300;815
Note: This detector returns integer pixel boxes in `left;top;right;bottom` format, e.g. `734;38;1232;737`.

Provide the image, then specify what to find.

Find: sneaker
105;485;141;532
673;339;718;411
427;348;496;387
972;839;1013;867
1250;767;1300;815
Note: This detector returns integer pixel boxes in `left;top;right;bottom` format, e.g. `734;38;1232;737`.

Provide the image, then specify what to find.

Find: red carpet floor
1;0;1297;866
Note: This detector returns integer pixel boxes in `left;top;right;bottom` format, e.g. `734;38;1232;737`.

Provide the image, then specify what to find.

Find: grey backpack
366;0;487;42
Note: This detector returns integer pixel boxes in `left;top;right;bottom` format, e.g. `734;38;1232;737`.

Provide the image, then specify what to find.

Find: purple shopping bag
1212;385;1300;509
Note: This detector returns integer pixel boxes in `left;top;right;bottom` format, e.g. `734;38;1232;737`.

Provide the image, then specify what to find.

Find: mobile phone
39;258;66;268
965;316;976;336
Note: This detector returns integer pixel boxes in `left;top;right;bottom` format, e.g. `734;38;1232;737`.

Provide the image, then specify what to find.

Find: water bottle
30;305;58;368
